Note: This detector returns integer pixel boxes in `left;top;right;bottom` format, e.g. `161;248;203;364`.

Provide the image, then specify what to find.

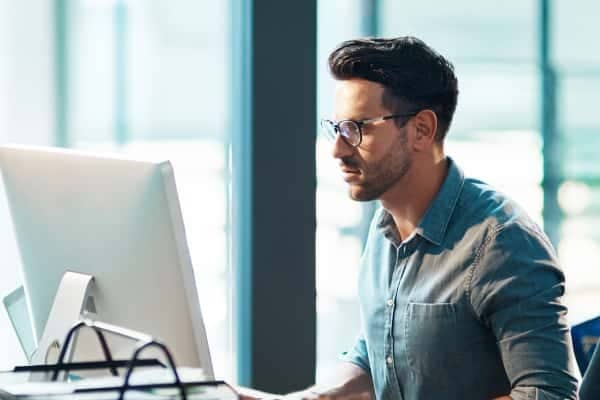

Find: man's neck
380;156;449;241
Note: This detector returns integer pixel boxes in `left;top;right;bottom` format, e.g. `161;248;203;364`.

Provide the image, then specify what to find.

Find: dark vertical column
54;0;69;147
232;0;317;394
540;0;562;246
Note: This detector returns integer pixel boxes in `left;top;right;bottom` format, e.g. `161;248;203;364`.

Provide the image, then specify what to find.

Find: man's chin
348;185;378;202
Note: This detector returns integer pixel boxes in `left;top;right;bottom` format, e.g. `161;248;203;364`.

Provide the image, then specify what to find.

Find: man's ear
412;110;438;151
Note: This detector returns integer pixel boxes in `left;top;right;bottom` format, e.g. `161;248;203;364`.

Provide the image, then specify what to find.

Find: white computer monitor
0;145;213;378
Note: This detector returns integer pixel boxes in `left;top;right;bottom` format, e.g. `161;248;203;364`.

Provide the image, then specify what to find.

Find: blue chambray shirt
343;157;579;400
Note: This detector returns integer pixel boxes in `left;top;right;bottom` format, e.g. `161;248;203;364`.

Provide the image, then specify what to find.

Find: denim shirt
343;158;579;400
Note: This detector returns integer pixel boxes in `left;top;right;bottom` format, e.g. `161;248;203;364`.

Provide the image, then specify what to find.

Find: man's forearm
235;385;280;400
235;362;373;400
300;362;373;399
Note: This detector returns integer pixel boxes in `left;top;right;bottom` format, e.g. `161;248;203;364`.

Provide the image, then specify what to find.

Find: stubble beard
348;137;412;202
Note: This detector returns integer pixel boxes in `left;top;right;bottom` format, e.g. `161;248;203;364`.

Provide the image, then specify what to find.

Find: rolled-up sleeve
340;333;371;375
469;222;579;400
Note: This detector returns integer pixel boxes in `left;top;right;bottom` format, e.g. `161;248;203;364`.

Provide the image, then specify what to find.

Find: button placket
386;242;415;399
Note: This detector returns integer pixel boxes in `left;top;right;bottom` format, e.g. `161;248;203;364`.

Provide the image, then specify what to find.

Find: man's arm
470;222;579;400
291;362;373;399
235;362;373;400
281;331;374;399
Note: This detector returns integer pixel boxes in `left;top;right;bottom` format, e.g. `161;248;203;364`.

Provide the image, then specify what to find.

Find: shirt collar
377;157;464;247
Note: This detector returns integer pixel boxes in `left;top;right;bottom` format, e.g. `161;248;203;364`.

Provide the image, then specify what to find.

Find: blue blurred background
0;0;599;386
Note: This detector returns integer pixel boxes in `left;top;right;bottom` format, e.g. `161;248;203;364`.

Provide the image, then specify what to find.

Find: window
315;0;545;380
67;0;233;379
554;0;600;323
314;1;600;379
0;0;233;379
316;0;373;382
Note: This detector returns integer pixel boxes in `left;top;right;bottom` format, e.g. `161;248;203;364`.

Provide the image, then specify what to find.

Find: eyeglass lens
338;120;360;146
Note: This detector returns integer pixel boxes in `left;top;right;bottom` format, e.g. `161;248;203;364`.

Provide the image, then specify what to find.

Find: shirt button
386;356;393;365
386;299;393;307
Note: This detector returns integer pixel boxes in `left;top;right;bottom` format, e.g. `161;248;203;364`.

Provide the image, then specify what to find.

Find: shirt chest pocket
401;302;488;378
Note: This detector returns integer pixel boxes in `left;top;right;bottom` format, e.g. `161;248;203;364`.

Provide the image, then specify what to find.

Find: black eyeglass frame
320;112;419;148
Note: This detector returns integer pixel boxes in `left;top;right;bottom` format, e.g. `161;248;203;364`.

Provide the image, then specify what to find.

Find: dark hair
328;36;458;141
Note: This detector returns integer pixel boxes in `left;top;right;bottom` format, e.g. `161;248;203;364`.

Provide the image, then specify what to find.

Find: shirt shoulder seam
466;223;507;317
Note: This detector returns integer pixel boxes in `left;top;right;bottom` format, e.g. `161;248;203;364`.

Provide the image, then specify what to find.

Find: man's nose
331;134;354;160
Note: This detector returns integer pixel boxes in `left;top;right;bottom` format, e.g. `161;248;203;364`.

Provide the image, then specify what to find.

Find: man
242;36;579;400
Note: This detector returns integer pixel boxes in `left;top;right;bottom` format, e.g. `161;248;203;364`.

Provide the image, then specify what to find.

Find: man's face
332;79;413;201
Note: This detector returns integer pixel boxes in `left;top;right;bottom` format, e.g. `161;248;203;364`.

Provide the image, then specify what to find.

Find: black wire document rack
0;319;238;400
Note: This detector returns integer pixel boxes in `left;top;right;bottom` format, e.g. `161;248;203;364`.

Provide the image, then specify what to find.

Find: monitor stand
32;271;96;366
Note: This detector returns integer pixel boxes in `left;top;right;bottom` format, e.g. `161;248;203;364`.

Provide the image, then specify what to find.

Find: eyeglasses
320;112;418;148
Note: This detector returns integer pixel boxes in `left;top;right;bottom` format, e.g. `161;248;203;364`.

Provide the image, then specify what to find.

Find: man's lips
340;167;360;174
340;165;361;182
